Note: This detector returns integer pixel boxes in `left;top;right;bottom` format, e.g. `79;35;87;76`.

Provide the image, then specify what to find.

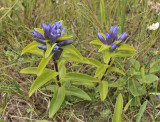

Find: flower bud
53;45;59;51
118;32;128;41
57;39;74;46
109;26;119;42
97;33;107;44
53;48;63;60
38;45;47;50
110;44;117;51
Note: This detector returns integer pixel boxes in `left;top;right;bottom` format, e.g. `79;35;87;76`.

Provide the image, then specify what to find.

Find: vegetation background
0;0;160;121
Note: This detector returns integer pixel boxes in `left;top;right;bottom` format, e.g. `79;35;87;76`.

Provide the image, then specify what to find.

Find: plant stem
53;59;61;87
96;58;112;87
101;58;112;81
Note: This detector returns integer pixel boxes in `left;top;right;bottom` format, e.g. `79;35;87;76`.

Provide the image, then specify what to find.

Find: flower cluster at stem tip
32;21;74;59
97;26;128;50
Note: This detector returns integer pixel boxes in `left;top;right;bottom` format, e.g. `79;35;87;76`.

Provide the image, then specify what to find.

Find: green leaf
45;43;57;58
98;45;110;52
100;0;105;24
41;85;58;92
104;50;113;64
65;86;91;101
58;59;66;79
141;66;145;83
34;28;44;36
144;74;159;84
72;82;95;87
20;67;38;74
112;93;123;122
83;57;102;68
136;101;147;122
62;53;84;63
29;69;58;97
90;40;103;46
95;64;109;79
57;35;73;41
130;58;140;71
99;81;108;101
117;44;136;51
107;67;125;75
61;72;99;83
49;86;65;118
62;44;83;59
150;59;160;68
129;80;146;97
115;51;135;57
124;99;132;112
150;66;160;74
21;41;44;56
37;53;53;76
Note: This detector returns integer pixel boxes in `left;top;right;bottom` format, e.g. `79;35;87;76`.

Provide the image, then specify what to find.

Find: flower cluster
97;26;128;50
32;21;74;60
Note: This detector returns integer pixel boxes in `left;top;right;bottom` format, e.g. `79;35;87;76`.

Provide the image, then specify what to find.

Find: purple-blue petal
34;38;46;45
61;28;66;35
109;26;119;42
57;39;74;46
32;31;45;40
38;45;47;50
97;33;107;44
118;32;128;41
42;23;51;38
105;33;112;45
110;44;117;50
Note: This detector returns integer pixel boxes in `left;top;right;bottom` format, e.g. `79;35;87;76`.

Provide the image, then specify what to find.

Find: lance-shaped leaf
99;81;108;101
117;44;136;51
124;99;132;112
136;101;147;122
98;45;110;52
29;69;58;97
65;86;91;101
57;35;73;41
45;43;57;58
20;67;55;76
107;67;125;75
150;59;160;68
112;93;123;122
20;67;38;74
49;86;65;118
37;53;53;76
21;41;44;56
104;50;113;64
115;51;135;57
34;28;44;36
62;44;83;59
61;72;99;83
129;80;146;97
83;57;102;68
90;40;103;46
95;64;109;79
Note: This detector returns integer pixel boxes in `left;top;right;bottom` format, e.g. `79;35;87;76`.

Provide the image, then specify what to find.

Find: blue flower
57;39;74;46
33;21;66;43
34;21;74;60
97;26;128;51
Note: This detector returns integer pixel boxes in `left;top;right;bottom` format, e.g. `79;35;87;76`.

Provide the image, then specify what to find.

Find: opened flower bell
97;26;128;51
32;21;74;60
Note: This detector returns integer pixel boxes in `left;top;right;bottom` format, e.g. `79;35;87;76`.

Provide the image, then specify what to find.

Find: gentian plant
21;21;95;118
20;23;136;118
89;26;136;101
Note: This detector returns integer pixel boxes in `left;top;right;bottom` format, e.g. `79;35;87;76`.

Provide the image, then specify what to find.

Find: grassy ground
0;0;160;121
